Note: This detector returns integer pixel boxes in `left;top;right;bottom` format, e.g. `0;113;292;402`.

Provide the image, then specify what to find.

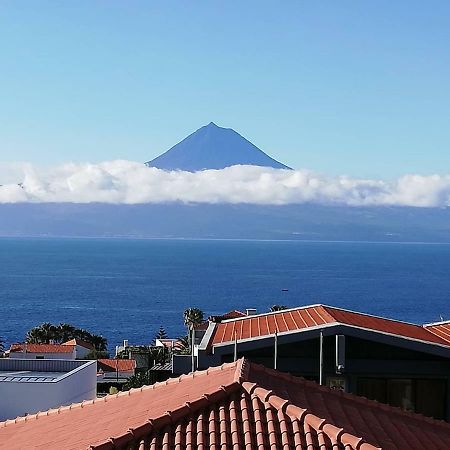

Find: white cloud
0;160;449;207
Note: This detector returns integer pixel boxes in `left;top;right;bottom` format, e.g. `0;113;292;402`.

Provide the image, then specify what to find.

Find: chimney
246;308;257;316
123;339;129;348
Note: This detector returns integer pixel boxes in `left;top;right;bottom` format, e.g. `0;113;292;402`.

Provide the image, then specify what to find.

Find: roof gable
2;359;450;450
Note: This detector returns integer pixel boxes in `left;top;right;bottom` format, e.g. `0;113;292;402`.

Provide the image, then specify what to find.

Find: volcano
146;122;291;171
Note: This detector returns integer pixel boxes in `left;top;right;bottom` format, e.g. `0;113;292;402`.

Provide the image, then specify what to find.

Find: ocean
1;238;450;351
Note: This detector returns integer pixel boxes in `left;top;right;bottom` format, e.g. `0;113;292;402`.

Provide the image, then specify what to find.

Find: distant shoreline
1;235;450;245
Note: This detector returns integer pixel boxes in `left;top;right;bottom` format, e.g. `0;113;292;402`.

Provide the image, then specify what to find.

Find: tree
269;305;287;312
26;322;58;344
183;308;204;332
25;322;107;351
56;323;76;342
123;371;153;390
173;335;191;355
152;326;168;345
84;349;109;360
183;308;204;350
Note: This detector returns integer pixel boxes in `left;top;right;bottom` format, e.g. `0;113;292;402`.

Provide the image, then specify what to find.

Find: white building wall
74;345;91;359
0;360;97;421
9;351;75;360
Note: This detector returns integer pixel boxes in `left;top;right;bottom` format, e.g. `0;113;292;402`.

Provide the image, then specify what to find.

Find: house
173;304;450;421
1;358;450;449
8;343;76;360
0;358;97;422
62;339;94;358
154;338;183;351
97;359;136;381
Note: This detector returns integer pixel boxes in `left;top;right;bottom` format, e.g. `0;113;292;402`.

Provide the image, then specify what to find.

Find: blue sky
0;1;449;179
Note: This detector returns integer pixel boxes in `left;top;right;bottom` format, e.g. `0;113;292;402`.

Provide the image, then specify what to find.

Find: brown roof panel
210;304;450;347
424;322;450;344
97;359;136;373
324;306;450;346
2;359;450;450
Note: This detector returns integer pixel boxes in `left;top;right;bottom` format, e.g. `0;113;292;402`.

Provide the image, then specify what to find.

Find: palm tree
56;323;76;342
26;322;58;344
183;308;204;331
174;335;191;355
89;334;108;352
183;308;204;348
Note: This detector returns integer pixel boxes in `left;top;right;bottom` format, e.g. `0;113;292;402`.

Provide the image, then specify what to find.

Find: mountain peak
146;123;291;171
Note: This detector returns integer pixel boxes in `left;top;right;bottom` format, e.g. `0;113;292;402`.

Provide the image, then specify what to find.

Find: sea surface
1;238;450;351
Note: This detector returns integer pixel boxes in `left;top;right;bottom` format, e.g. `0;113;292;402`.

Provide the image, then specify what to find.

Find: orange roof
424;321;450;344
210;304;450;347
155;339;182;349
62;339;95;350
9;343;75;354
97;359;136;372
1;359;450;449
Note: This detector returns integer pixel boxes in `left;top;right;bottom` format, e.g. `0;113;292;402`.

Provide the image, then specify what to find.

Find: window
357;377;447;419
35;355;44;359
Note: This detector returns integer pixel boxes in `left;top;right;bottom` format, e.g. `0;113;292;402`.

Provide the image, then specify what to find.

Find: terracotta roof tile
97;359;136;372
209;304;450;347
9;343;75;354
2;359;450;449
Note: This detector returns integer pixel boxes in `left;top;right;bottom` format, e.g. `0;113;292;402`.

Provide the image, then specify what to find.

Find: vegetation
0;337;4;355
123;371;153;390
173;335;191;355
183;308;204;331
152;326;168;345
269;305;287;312
83;349;110;359
26;322;107;351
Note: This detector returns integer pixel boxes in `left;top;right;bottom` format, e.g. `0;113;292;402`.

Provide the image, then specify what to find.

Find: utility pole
274;332;278;370
191;327;195;373
319;331;324;385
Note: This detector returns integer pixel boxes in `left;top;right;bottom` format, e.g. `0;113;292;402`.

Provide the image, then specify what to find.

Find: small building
174;304;450;421
8;343;76;360
154;338;182;351
0;358;97;421
62;339;94;359
1;359;450;449
97;359;136;381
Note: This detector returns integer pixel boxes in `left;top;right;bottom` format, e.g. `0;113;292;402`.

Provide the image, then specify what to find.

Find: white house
62;339;94;358
8;343;76;360
0;358;97;421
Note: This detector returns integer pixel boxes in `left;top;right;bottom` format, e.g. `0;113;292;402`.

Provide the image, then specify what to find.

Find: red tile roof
63;339;95;350
209;309;247;322
155;338;182;349
2;359;450;450
9;343;75;354
424;321;450;344
210;304;450;347
97;359;136;373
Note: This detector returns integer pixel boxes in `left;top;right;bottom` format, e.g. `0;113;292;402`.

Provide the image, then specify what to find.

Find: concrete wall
0;360;97;421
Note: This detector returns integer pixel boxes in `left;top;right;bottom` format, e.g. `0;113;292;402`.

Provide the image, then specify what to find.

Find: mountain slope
1;203;449;242
146;122;291;171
